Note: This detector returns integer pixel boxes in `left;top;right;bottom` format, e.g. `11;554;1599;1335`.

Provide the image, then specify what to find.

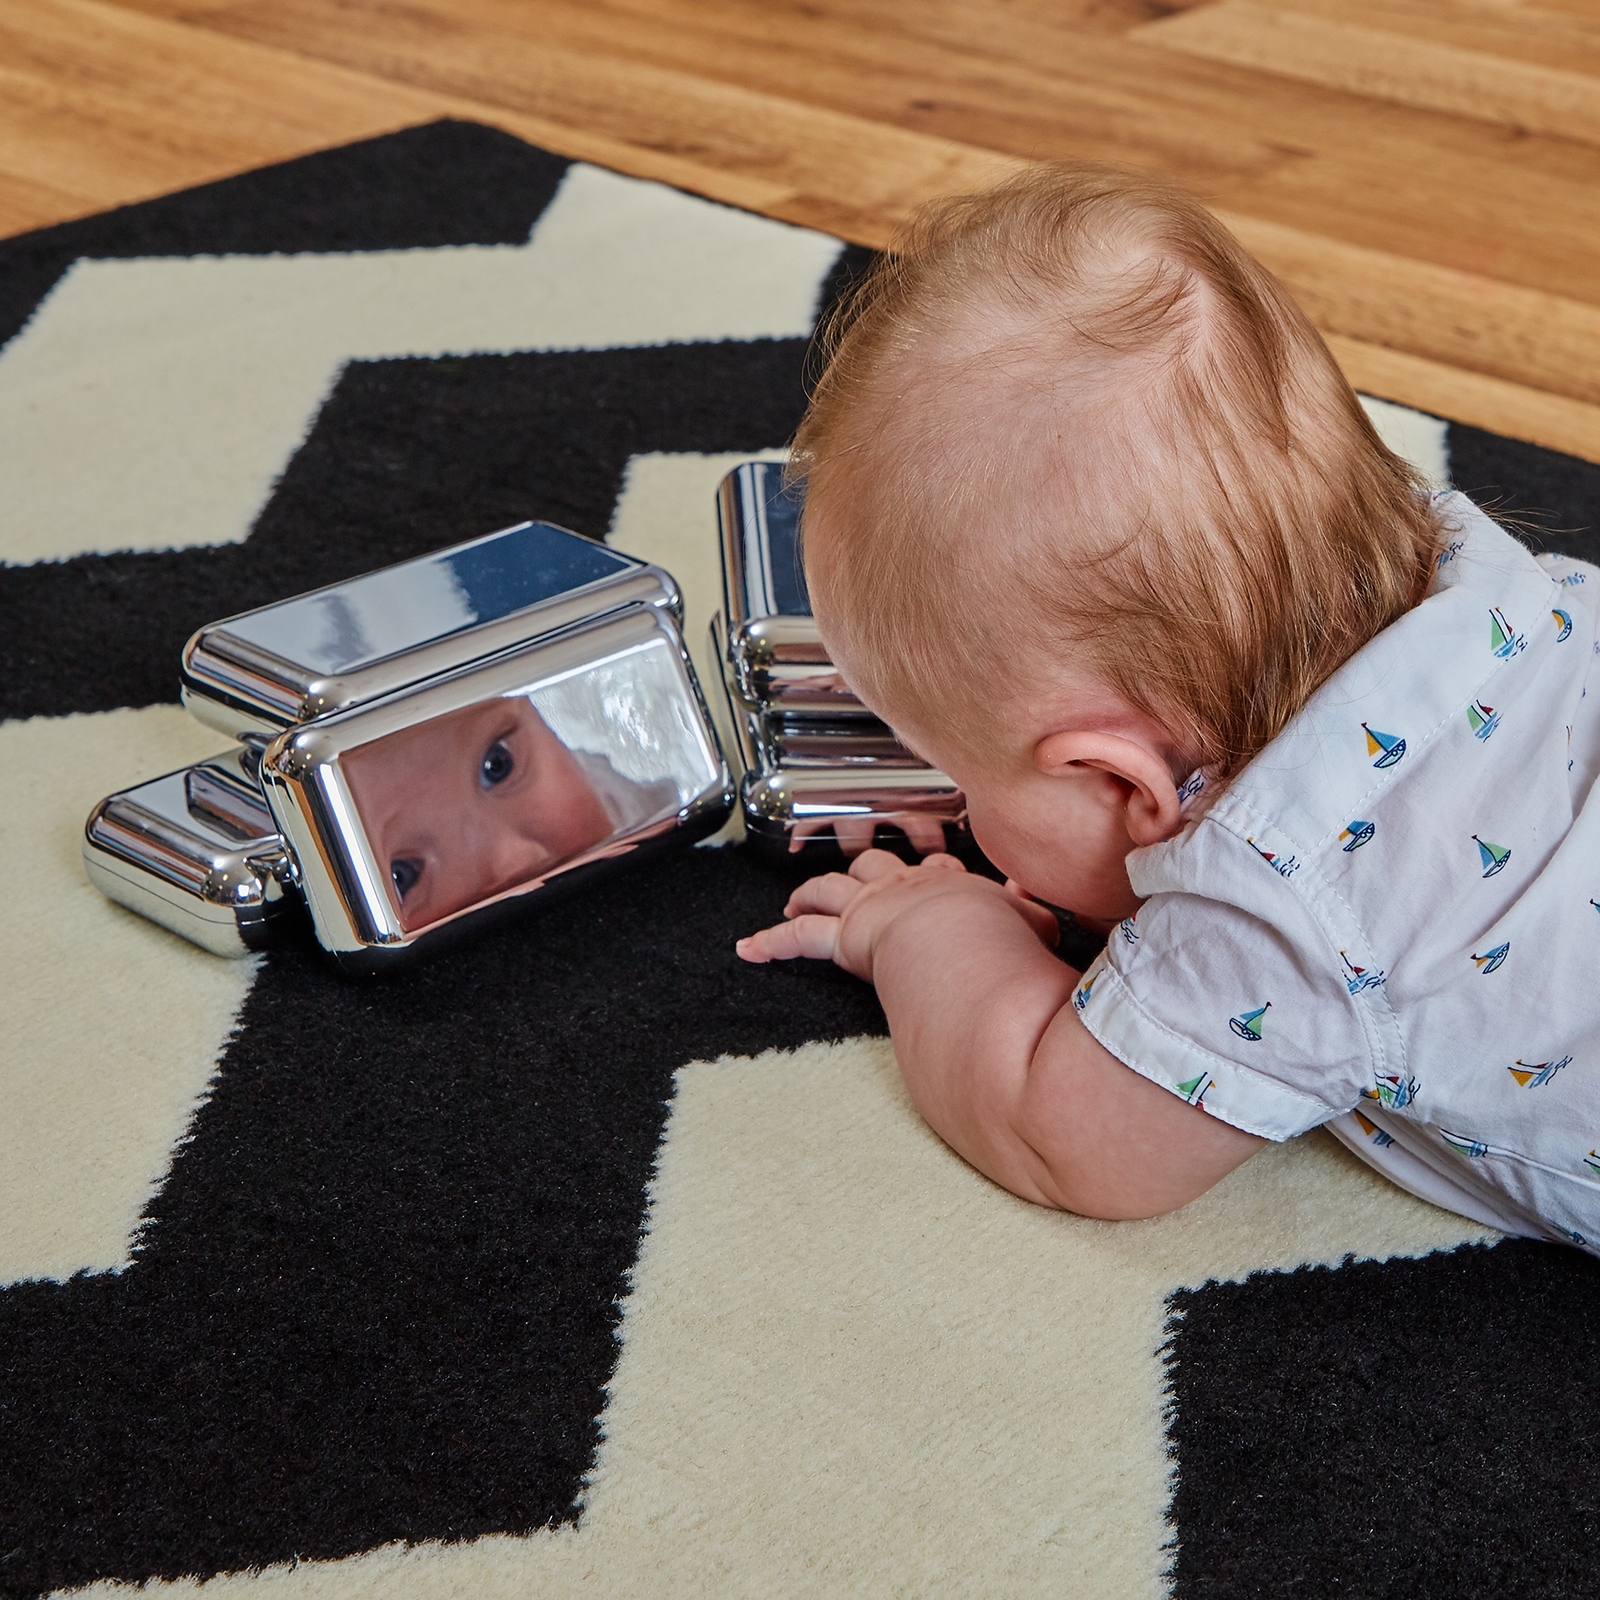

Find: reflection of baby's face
341;696;614;931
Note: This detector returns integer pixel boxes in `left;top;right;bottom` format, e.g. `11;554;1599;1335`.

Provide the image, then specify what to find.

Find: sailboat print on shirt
1443;1130;1489;1158
1340;819;1375;852
1353;1109;1394;1148
1365;1071;1418;1110
1584;1151;1600;1178
1247;838;1299;878
1363;724;1406;769
1341;951;1386;994
1176;1072;1214;1106
1507;1056;1571;1088
1229;1003;1270;1042
1471;942;1510;973
1467;700;1500;740
1490;606;1525;659
1474;836;1511;878
1554;608;1574;642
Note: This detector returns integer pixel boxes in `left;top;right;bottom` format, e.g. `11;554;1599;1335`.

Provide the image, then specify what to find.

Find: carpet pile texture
4;121;1600;1600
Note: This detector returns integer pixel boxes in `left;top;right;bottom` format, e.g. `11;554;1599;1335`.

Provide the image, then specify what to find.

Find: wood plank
1259;0;1600;80
1135;1;1600;148
0;0;1024;242
1513;0;1600;20
1221;211;1600;409
0;0;459;232
1327;335;1600;466
589;0;1600;310
490;87;1600;431
159;0;1030;240
0;167;90;241
85;0;219;13
107;0;1215;32
185;0;1600;305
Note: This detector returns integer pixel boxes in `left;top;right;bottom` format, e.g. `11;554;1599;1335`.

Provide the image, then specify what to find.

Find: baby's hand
736;849;1059;983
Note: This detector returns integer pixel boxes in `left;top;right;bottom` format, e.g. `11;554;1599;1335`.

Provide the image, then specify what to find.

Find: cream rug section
0;706;258;1285
610;448;786;709
65;1039;1489;1600
1359;395;1448;488
0;164;840;565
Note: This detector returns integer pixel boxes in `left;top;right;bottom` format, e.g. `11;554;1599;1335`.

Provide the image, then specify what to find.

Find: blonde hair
792;163;1444;778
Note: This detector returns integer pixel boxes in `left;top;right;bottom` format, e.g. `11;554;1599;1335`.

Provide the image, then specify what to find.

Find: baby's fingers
848;848;916;884
784;871;860;919
736;914;842;965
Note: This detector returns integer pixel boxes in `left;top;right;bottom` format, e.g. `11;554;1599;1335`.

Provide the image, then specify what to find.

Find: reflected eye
480;739;515;789
390;857;423;902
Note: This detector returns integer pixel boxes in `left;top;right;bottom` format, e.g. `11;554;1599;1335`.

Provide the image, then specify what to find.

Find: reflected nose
458;811;551;899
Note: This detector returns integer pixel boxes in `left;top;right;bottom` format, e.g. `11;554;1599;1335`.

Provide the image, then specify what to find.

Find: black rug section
1166;1239;1600;1600
1448;422;1600;567
0;338;820;720
0;121;570;353
0;849;885;1598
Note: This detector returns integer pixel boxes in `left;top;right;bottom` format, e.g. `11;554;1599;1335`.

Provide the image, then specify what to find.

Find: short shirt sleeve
1069;817;1383;1142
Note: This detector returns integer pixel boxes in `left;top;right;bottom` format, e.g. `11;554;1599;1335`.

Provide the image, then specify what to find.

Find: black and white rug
4;121;1600;1600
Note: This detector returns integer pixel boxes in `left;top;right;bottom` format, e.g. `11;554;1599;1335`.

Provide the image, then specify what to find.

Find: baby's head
794;163;1443;920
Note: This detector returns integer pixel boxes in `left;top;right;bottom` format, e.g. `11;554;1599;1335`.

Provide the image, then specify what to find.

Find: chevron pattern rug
4;121;1600;1600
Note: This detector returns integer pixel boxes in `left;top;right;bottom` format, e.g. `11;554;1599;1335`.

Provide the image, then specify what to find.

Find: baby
738;163;1600;1250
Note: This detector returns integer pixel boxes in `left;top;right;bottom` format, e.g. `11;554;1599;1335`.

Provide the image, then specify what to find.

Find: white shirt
1071;493;1600;1248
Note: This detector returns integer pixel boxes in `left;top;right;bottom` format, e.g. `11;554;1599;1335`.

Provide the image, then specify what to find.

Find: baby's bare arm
739;851;1264;1218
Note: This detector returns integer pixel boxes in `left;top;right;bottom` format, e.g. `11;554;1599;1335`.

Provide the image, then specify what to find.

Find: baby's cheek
962;803;1039;890
968;796;1127;914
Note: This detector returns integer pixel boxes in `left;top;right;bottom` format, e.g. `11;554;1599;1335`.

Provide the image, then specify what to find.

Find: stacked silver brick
714;462;967;853
84;522;732;974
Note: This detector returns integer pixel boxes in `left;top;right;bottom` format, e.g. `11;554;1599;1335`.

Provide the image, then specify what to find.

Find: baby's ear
1033;730;1184;846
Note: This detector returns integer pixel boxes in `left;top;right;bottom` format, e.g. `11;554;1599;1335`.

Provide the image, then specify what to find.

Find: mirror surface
184;755;275;843
337;632;717;933
745;462;809;617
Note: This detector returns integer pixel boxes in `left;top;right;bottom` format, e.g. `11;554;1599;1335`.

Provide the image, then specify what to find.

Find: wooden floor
4;0;1599;460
